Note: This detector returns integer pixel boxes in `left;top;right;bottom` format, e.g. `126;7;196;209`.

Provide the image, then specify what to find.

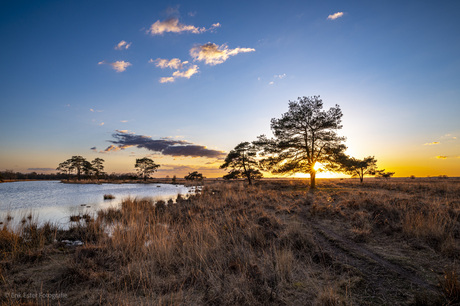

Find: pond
0;181;193;227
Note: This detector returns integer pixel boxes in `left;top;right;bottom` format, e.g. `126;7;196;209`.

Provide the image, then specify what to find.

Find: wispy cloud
441;133;457;140
424;141;440;146
155;60;199;83
172;65;199;79
98;60;132;72
27;168;55;172
120;120;128;123
327;12;344;20
90;108;103;113
99;122;105;126
104;130;225;158
436;156;448;159
147;18;220;35
160;77;175;83
269;73;287;85
90;147;97;152
114;40;132;50
190;43;255;66
150;58;187;69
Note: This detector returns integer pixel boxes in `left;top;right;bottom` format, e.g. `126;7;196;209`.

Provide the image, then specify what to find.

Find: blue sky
1;0;459;177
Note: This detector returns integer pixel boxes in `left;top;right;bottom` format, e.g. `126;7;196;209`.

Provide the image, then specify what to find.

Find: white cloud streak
190;43;255;66
160;77;175;83
159;65;199;83
150;58;187;69
327;12;344;20
98;60;132;72
115;40;132;50
147;18;220;35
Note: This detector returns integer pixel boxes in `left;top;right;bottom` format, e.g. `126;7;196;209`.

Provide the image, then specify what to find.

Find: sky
1;0;459;178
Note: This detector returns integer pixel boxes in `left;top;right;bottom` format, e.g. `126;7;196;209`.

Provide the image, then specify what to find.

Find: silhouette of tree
376;171;395;179
184;171;204;180
91;158;105;179
57;160;73;179
338;156;378;183
220;142;263;185
257;96;346;189
56;156;89;181
70;156;88;181
135;157;160;181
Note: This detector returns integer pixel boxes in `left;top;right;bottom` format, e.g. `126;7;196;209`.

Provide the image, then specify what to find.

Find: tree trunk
247;172;252;185
310;170;316;189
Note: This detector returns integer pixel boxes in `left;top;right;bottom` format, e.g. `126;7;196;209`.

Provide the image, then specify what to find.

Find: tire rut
305;218;440;303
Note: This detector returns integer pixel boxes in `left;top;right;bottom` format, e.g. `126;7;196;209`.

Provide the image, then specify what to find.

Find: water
0;181;192;227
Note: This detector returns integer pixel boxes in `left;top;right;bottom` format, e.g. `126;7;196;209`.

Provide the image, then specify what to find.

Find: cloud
90;147;97;151
441;134;457;140
104;131;226;158
150;58;186;69
99;122;105;126
111;61;131;72
120;120;128;123
269;81;274;85
115;40;132;50
27;168;55;172
160;77;175;83
424;141;440;146
327;12;344;20
99;60;132;72
190;43;255;66
172;65;199;79
158;64;199;83
147;18;220;35
436;156;448;159
274;74;286;79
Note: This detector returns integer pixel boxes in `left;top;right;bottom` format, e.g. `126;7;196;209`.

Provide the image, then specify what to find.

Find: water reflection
0;181;192;228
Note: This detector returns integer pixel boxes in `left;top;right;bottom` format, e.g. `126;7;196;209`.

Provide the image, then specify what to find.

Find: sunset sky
1;0;459;178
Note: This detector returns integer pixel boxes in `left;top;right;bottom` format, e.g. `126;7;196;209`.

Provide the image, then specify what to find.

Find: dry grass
0;178;459;305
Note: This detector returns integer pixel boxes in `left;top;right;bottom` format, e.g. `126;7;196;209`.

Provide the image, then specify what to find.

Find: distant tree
56;160;74;180
172;175;177;183
376;171;395;179
257;96;346;189
91;158;105;179
184;171;204;180
69;156;88;181
56;156;91;181
338;156;378;183
220;142;263;185
135;157;160;181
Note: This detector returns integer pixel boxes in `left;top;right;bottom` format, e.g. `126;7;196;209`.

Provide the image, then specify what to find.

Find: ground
1;178;459;305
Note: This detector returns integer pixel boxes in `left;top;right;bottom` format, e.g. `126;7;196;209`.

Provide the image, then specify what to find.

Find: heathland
1;178;459;305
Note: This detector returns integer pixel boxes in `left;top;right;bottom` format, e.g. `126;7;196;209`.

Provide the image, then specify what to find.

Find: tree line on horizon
51;96;394;186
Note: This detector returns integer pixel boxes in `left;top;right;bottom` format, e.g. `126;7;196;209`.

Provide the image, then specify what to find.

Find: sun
313;162;323;171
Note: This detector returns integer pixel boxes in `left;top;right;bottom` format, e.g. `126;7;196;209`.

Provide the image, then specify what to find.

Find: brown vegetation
0;178;459;305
